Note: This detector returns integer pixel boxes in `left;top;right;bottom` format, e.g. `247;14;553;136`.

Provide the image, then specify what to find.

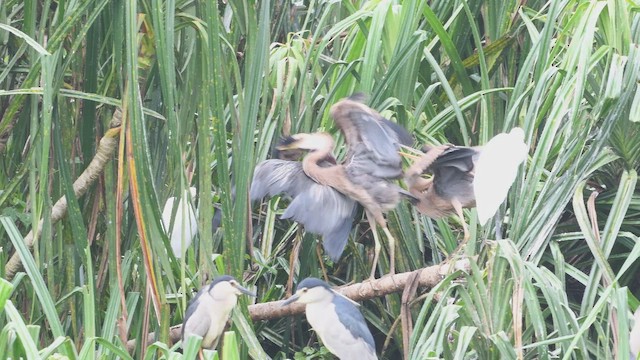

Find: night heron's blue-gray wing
332;294;377;358
182;288;213;341
251;159;357;261
331;98;412;179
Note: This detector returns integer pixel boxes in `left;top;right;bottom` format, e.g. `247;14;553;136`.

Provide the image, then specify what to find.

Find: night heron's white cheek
209;283;239;312
298;287;328;304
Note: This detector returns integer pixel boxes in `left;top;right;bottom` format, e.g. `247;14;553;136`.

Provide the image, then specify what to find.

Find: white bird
162;187;198;258
474;127;528;225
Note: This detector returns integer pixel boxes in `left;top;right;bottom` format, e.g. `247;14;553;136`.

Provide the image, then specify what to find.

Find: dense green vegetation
1;0;639;358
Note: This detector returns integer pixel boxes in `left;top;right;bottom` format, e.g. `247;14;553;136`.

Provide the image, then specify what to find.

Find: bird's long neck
408;177;453;218
302;142;336;184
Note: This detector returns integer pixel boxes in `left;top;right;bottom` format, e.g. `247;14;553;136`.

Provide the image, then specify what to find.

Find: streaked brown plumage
405;144;476;240
405;128;528;242
251;95;414;278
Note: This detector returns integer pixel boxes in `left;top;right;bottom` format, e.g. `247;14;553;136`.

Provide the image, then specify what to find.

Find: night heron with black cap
282;277;377;360
182;275;255;350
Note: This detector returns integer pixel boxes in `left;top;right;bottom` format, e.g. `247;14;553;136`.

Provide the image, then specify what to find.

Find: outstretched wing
330;97;412;179
474;128;528;225
251;159;357;261
430;146;478;201
250;160;313;200
430;146;477;174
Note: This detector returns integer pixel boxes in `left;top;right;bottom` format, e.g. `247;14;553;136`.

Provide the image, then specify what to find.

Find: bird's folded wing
183;295;212;339
333;295;377;354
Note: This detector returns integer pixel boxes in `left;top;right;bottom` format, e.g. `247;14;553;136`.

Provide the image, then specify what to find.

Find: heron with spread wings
404;128;528;243
251;96;414;279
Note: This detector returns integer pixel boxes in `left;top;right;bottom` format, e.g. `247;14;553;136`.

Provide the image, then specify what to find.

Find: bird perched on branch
182;275;255;350
282;277;378;360
404;128;528;241
251;95;415;279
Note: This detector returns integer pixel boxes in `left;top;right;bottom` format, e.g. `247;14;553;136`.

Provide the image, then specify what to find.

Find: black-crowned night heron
251;96;415;279
404;128;528;241
182;275;255;350
282;277;378;360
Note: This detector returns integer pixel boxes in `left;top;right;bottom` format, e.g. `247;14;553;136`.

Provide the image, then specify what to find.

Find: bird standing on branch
404;128;528;242
251;95;415;279
182;276;255;351
282;277;378;360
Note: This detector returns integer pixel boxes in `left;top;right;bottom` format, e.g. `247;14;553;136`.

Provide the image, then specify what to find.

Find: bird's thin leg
451;199;470;256
198;348;204;360
246;196;255;263
286;229;303;297
399;151;422;160
382;227;396;275
316;242;329;282
366;211;382;280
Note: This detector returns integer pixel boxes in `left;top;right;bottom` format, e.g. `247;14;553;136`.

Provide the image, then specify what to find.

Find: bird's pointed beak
234;284;256;297
281;293;300;307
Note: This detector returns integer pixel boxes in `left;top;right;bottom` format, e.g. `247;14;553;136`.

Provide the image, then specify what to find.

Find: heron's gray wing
331;99;410;179
333;295;376;353
282;182;357;260
380;117;413;146
182;290;212;340
430;146;478;173
251;159;357;261
251;160;312;200
430;147;477;201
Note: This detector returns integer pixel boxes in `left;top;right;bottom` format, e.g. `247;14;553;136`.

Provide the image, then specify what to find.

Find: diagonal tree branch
4;109;123;280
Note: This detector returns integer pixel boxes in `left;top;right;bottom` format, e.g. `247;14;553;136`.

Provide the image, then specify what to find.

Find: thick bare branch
4;109;122;279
